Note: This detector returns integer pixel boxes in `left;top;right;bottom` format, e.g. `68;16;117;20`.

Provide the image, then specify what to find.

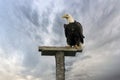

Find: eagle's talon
74;45;81;49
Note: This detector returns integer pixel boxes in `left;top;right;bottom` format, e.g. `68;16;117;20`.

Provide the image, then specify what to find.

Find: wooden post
38;46;82;80
55;51;65;80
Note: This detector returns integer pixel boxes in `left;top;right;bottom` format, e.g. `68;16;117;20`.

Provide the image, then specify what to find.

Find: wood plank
38;46;82;56
39;46;82;52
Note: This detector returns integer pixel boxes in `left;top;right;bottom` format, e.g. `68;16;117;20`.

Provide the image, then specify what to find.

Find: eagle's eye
66;14;69;17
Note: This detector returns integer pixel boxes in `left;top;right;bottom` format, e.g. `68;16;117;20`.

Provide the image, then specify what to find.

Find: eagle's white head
62;14;75;23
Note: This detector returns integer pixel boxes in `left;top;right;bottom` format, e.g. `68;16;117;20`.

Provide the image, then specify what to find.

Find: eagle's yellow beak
62;14;68;18
62;15;66;18
62;14;69;19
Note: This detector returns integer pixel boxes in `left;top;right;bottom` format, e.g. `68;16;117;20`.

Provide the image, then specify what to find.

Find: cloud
0;0;120;80
0;48;23;80
61;0;120;80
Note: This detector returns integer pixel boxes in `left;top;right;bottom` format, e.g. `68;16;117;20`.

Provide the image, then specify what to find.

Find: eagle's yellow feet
74;45;81;49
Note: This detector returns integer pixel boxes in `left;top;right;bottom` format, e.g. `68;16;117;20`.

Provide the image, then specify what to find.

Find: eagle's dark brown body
64;21;84;47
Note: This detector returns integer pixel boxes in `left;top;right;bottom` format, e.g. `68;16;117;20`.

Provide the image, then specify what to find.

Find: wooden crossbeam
39;46;82;56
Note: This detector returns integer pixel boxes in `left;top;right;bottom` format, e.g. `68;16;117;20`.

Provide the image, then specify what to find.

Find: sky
0;0;120;80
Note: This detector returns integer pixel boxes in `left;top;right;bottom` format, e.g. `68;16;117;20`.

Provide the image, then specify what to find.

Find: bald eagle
62;14;85;49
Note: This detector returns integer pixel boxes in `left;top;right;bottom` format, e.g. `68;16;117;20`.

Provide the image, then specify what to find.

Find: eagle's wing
75;21;85;38
64;24;68;38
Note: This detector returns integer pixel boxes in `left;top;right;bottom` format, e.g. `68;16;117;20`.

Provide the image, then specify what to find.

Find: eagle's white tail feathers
79;42;85;50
